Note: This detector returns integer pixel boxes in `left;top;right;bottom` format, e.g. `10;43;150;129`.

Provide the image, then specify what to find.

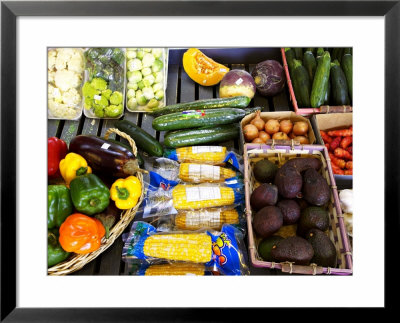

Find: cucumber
294;48;303;61
163;124;240;148
114;120;164;157
152;107;260;131
303;51;317;83
284;48;296;74
291;59;311;107
342;54;353;101
310;51;331;108
105;138;144;167
330;61;350;105
150;96;251;117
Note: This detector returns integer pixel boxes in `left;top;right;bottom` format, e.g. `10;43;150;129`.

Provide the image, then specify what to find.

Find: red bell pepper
48;137;68;177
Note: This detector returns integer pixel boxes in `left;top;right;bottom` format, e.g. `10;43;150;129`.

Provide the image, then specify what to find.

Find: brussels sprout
154;90;164;101
126;50;137;60
143;74;155;86
127;70;142;83
152;59;164;73
143;87;154;100
152;82;163;92
154;72;164;83
143;48;152;53
147;98;159;109
127;89;136;99
142;53;155;68
127;97;138;110
127;58;142;71
136;50;145;60
141;67;152;76
152;48;163;59
136;90;147;106
127;82;138;90
137;80;145;90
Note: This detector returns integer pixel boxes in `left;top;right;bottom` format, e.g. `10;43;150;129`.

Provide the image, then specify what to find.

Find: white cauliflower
54;70;81;92
48;84;62;102
48;50;57;70
48;71;56;83
67;50;84;74
54;48;76;71
48;99;80;119
62;88;81;106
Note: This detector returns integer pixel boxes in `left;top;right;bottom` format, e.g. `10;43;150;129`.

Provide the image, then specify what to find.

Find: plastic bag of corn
122;221;250;275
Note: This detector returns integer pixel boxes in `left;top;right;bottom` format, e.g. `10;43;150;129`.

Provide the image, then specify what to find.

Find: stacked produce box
47;47;352;276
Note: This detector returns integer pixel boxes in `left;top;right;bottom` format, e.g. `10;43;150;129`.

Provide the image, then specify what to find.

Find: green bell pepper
48;185;73;229
48;228;70;267
70;173;110;215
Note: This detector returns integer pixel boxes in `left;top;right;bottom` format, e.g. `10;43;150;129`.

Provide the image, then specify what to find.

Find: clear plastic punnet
122;221;250;275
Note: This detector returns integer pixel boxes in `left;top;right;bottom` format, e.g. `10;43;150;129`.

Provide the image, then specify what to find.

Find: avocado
284;157;322;172
253;159;278;183
296;198;310;210
258;235;284;261
277;199;301;225
302;168;330;206
274;165;303;199
250;183;278;211
253;206;283;238
270;236;314;265
306;228;337;267
296;206;330;237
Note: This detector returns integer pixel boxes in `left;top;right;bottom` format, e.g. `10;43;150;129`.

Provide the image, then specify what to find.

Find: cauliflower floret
62;88;81;106
54;70;81;92
48;84;55;99
55;48;76;70
48;99;79;119
67;50;84;74
48;50;57;70
48;84;62;103
48;71;56;84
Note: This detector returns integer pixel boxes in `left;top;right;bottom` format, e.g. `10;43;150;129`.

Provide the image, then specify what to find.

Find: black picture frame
1;0;396;321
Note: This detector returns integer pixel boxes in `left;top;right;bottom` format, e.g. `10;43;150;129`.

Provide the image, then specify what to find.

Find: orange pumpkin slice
183;48;229;86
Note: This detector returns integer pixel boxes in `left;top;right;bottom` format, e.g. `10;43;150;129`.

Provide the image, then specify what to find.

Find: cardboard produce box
240;111;316;150
311;113;353;189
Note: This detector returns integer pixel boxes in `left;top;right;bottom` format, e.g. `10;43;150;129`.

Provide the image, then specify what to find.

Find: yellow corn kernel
179;163;237;183
175;146;227;165
143;233;212;263
172;184;235;210
144;263;205;276
175;208;239;230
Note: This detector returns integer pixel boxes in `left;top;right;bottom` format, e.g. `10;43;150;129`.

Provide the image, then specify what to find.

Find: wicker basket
281;48;353;116
48;128;145;276
244;143;353;275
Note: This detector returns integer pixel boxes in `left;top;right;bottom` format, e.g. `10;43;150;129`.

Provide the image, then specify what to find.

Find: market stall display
47;47;353;276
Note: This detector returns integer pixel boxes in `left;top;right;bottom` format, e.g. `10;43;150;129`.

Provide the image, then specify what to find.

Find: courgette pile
285;47;352;108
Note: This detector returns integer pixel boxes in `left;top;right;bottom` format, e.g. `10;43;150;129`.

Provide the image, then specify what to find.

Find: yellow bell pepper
110;176;141;210
59;152;92;187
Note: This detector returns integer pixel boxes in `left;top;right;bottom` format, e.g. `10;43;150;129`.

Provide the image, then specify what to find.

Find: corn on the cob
144;263;205;276
143;233;212;263
175;146;227;165
172;184;235;210
179;163;237;183
175;208;239;230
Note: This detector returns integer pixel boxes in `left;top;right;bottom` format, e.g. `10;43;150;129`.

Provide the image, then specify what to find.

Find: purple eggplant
69;135;140;178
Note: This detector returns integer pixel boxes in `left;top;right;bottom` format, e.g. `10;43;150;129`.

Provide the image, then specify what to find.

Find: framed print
1;0;396;320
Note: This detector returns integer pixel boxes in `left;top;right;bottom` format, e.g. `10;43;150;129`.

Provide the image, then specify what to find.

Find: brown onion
293;121;309;136
272;132;290;140
250;111;265;131
243;124;259;141
293;136;309;144
258;131;270;143
279;119;293;134
264;119;280;134
252;137;264;144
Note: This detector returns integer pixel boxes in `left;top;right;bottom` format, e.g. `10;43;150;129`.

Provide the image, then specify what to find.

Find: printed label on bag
94;95;102;101
185;186;221;202
191;146;223;154
220;68;227;72
188;164;220;181
101;143;110;150
185;209;221;227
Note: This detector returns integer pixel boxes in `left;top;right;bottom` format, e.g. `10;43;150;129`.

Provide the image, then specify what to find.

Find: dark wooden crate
48;48;294;275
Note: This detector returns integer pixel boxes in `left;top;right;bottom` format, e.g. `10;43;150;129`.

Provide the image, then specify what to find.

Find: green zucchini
331;48;341;61
342;54;353;101
291;59;311;107
294;48;303;61
284;48;296;74
303;51;317;83
305;48;316;55
114;120;164;157
316;48;325;57
152;107;260;131
150;96;251;117
163;124;240;148
330;61;350;105
105;138;144;167
324;80;331;105
310;51;331;108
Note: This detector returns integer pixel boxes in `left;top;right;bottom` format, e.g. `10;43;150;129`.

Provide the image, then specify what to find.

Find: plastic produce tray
243;143;353;275
281;48;353;116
